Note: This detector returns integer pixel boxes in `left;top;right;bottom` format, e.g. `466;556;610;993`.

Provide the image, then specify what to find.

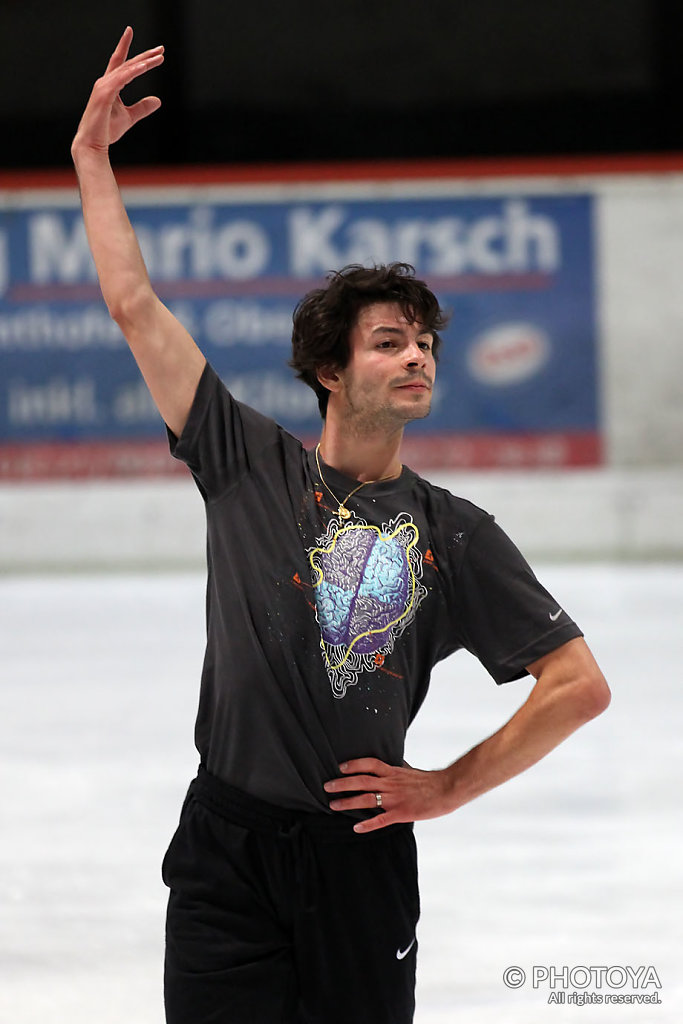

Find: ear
316;365;343;394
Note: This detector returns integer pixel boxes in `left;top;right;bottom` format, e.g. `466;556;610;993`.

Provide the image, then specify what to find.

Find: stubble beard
343;386;432;439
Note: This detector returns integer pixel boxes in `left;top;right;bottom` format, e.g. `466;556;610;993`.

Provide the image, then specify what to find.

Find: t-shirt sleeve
453;515;583;684
167;362;282;501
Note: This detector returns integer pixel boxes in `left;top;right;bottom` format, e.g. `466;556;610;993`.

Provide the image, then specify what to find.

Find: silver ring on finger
374;792;383;808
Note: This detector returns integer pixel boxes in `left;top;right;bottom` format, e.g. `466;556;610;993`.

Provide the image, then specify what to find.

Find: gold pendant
338;505;351;520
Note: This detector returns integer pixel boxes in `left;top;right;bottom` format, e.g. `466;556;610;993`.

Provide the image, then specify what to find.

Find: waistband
191;765;412;845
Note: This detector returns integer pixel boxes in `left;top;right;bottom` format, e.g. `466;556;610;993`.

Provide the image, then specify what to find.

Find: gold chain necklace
314;444;401;520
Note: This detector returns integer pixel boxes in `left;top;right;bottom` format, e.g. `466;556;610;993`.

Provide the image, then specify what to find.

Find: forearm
72;144;153;323
441;653;610;812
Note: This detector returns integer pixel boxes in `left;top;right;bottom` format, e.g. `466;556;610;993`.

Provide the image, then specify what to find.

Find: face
325;302;436;434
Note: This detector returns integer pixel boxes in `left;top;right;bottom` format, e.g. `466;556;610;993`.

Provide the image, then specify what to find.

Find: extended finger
338;757;392;775
104;42;164;90
324;772;392;794
102;50;164;97
328;792;385;812
124;43;165;68
353;812;395;834
105;26;134;74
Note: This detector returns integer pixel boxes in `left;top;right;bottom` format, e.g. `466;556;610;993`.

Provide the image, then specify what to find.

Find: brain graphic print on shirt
308;512;427;698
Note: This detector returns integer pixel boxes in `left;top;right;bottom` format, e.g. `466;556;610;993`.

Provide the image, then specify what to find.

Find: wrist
71;137;110;168
439;756;480;813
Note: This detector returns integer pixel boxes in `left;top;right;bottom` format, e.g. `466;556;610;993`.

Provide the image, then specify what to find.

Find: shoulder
170;360;306;496
199;361;305;450
404;466;492;533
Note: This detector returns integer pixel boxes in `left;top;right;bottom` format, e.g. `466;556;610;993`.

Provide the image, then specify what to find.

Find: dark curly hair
289;263;449;417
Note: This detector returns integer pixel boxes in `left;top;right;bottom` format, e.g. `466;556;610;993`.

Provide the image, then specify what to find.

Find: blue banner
0;186;599;472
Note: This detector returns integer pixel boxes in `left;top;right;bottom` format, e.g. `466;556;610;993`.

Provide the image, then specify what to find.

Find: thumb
128;95;162;126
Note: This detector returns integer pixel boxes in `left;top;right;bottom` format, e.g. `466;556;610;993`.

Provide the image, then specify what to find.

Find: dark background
1;0;682;169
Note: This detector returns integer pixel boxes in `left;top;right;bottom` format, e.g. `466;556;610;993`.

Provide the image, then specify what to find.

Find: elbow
571;668;611;723
107;282;156;332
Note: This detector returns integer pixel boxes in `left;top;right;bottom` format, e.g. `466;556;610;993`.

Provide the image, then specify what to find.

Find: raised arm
71;27;206;438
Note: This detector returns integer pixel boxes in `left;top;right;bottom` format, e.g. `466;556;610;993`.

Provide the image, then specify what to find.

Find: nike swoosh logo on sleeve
396;936;417;960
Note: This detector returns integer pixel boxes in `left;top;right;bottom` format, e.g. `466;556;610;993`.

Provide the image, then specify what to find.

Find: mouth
395;380;431;392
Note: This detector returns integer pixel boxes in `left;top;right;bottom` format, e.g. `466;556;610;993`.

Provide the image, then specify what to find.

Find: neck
317;418;404;482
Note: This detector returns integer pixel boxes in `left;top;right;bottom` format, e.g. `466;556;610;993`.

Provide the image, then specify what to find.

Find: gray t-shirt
170;363;582;813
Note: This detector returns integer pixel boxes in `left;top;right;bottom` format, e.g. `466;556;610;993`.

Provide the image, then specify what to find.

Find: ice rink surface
1;563;681;1023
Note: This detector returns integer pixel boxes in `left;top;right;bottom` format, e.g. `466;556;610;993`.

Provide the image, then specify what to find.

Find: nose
403;340;427;368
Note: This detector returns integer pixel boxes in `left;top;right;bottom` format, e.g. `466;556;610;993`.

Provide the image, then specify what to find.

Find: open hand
324;757;454;834
72;26;164;156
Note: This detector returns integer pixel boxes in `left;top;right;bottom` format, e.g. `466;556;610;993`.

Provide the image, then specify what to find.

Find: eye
377;340;395;349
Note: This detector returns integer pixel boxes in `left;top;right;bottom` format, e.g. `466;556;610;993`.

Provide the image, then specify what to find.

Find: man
72;28;610;1024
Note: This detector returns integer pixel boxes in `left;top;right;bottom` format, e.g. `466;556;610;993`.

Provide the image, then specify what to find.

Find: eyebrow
370;325;433;337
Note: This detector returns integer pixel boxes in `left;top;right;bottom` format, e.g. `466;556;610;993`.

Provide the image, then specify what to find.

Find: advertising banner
0;178;600;478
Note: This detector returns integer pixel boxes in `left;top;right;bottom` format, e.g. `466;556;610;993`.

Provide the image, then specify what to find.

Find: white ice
1;564;681;1023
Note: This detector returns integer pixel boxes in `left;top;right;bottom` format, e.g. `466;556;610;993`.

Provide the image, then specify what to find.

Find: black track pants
162;768;420;1024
